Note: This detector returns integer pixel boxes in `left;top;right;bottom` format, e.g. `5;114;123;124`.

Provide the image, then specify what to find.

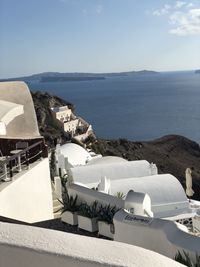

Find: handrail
0;140;46;180
0;141;44;164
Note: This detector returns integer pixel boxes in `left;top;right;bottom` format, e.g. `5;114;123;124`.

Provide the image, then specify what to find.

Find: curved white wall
0;159;53;223
68;183;124;208
0;222;184;267
114;210;200;260
0;81;40;138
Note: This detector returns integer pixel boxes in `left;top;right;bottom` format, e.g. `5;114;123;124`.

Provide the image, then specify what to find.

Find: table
10;150;23;172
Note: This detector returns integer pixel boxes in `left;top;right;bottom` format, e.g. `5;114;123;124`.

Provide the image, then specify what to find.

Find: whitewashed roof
69;160;151;185
110;174;191;218
60;143;92;166
88;156;127;165
0;82;40;139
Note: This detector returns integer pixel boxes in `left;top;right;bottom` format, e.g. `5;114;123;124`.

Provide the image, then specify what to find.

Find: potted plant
98;204;119;239
60;192;79;226
77;201;99;232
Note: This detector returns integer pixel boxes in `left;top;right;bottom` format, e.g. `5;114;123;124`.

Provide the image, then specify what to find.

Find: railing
0;141;48;181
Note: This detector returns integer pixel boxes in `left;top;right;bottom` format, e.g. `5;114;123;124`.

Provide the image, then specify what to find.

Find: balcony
0;139;48;182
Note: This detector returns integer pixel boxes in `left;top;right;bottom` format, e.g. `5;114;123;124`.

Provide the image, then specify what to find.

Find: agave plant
175;251;200;267
78;201;99;218
98;204;119;224
58;192;79;213
116;191;125;199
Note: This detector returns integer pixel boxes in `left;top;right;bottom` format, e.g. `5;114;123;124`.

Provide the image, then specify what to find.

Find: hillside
31;91;74;145
32;91;200;200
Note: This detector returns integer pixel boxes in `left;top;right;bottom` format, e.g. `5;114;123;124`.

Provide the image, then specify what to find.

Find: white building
110;174;194;220
51;106;94;142
57;143;92;166
0;81;53;223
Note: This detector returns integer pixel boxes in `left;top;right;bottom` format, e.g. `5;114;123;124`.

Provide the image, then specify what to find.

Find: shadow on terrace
0;138;48;182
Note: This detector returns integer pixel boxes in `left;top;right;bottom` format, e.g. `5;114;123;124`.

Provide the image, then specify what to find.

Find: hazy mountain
0;70;160;82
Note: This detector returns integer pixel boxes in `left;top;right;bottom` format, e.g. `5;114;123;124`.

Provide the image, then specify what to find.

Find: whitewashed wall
0;222;184;267
68;183;124;208
0;158;53;223
114;210;200;260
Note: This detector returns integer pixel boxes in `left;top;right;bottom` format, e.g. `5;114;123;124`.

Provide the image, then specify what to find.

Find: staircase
52;183;63;219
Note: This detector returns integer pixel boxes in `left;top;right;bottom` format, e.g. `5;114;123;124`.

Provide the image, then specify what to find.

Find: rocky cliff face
32;91;200;200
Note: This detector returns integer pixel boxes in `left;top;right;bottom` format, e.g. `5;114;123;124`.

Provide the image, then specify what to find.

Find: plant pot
61;211;78;226
78;215;98;232
98;221;114;239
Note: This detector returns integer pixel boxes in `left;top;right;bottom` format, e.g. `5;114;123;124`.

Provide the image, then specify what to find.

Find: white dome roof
60;143;91;166
70;160;151;185
88;156;127;165
110;174;190;218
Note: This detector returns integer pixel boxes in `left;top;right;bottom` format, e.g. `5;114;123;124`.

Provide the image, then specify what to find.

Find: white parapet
0;221;184;267
113;209;200;260
0;158;53;223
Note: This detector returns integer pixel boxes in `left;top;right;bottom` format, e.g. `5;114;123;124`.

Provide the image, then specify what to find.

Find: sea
29;71;200;144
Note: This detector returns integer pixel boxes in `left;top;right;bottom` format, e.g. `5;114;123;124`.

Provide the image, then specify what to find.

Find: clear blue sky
0;0;200;78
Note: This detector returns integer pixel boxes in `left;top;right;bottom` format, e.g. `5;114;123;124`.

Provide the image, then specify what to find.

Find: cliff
31;91;74;145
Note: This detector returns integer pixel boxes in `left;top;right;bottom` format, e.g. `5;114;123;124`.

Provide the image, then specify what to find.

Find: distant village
51;105;94;143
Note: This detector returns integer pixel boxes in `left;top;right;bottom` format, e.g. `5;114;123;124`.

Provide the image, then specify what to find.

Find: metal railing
0;141;47;181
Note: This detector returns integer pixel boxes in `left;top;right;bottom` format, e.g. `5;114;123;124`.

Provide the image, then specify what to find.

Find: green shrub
50;149;56;180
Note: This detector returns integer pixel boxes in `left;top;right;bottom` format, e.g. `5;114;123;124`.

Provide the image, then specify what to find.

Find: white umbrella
185;168;194;198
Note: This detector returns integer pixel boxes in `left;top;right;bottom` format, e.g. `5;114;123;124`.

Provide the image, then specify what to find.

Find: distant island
40;76;105;82
0;70;160;83
195;70;200;74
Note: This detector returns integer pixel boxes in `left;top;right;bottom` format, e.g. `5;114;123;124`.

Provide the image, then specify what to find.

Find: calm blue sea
29;71;200;143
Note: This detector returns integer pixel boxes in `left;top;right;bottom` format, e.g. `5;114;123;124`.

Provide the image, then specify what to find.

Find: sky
0;0;200;78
